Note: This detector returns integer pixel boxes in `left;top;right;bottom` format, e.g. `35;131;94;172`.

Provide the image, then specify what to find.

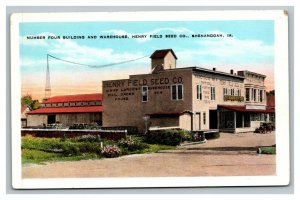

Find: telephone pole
44;54;51;101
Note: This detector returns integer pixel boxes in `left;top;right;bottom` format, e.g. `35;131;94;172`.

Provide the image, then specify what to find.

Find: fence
21;129;127;141
101;126;139;135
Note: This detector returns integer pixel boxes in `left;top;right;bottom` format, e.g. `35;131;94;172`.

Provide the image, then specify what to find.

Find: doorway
47;115;56;124
209;110;218;129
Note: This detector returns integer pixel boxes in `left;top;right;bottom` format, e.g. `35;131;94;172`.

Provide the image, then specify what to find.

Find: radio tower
44;54;51;101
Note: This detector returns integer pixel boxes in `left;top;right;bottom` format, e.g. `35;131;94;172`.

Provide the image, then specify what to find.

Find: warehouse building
21;105;31;128
27;93;103;127
102;49;274;133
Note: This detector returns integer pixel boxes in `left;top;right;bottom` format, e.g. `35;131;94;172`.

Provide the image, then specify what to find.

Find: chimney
213;67;216;71
230;69;234;74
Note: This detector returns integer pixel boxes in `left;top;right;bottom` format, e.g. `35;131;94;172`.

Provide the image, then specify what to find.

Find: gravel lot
22;132;276;178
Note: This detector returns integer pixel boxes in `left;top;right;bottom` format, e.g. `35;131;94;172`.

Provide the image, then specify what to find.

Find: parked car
254;122;274;134
69;123;89;130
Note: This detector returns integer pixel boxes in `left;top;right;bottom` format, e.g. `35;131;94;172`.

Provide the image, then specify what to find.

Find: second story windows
197;84;202;100
259;90;263;102
211;86;216;101
230;88;235;96
142;86;148;102
237;89;241;96
223;88;228;97
171;84;183;100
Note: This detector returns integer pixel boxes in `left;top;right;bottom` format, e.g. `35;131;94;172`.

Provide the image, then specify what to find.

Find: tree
21;95;41;110
266;90;275;96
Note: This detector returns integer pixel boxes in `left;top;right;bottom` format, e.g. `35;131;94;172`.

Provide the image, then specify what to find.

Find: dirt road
22;132;276;178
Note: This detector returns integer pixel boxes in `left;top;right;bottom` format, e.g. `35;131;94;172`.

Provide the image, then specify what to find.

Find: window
203;112;206;125
230;88;234;96
210;87;216;101
253;89;257;102
211;87;216;100
260;90;263;102
142;86;148;102
223;88;228;97
197;84;202;100
237;89;241;96
246;88;250;101
171;84;183;100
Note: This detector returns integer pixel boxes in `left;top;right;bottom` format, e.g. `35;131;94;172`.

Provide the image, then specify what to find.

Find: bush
118;138;148;151
144;129;189;146
101;145;122;158
22;135;103;156
75;134;101;143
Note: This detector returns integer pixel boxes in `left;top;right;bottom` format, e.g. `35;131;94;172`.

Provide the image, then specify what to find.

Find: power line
47;54;150;68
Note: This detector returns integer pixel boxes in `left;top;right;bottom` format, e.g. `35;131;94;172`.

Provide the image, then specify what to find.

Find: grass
22;149;100;164
21;135;175;164
258;147;276;154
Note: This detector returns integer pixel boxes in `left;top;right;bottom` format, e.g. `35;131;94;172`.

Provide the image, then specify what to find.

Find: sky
20;20;274;101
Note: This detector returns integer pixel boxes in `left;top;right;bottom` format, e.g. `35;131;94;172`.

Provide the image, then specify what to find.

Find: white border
11;10;289;189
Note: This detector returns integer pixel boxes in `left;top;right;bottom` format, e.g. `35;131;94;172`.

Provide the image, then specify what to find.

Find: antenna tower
44;54;51;100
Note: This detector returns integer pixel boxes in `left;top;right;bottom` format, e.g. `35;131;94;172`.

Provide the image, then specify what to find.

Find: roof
192;67;245;80
130;66;245;80
150;49;178;59
43;93;102;104
21;105;30;113
267;96;275;108
218;105;274;113
28;106;103;115
237;70;266;78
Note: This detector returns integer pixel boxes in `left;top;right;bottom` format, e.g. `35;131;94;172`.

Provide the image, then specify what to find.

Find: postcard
11;10;289;189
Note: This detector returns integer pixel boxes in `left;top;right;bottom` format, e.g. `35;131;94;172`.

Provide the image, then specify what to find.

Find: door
209;110;218;129
197;112;201;130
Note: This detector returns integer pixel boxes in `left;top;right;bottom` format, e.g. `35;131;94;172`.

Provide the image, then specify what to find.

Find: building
102;49;274;133
27;93;103;127
21;105;31;128
266;95;276;123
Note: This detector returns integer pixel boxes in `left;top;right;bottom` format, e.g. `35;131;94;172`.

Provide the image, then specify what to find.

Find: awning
218;105;275;113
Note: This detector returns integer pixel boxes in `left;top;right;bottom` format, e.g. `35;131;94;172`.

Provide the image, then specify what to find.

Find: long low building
102;49;275;133
27;93;103;127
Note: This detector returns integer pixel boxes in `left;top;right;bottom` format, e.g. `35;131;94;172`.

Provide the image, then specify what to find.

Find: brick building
102;49;274;133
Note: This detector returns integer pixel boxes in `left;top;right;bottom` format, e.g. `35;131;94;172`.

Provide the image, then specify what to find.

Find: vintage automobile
254;122;275;134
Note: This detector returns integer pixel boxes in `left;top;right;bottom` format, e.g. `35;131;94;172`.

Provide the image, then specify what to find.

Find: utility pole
44;54;51;101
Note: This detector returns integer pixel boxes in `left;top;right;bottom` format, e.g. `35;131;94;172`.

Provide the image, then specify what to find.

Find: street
22;132;276;178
